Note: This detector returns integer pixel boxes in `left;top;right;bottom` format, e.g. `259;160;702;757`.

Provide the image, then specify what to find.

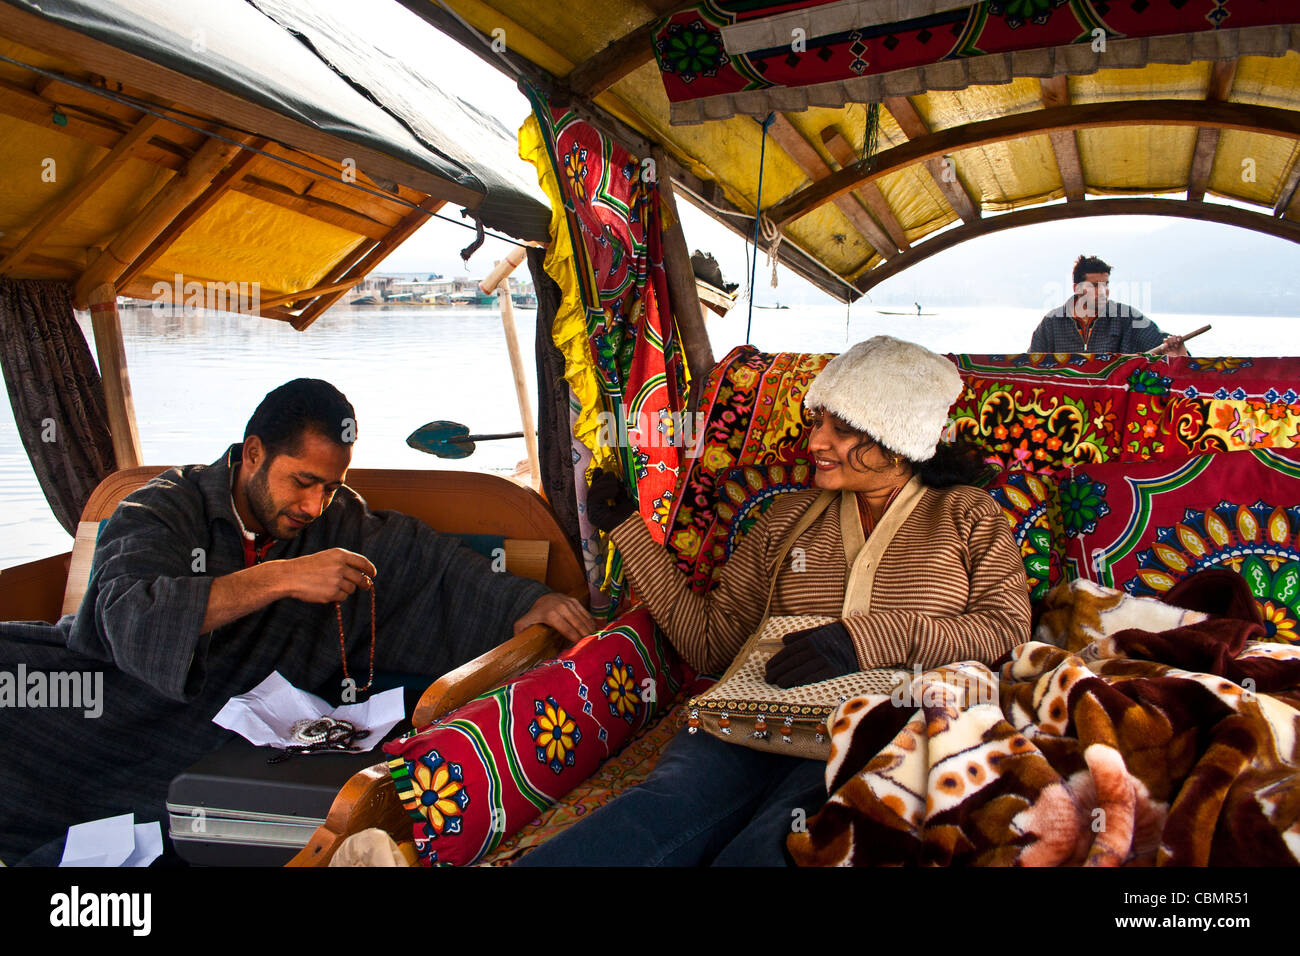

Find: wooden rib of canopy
855;198;1300;293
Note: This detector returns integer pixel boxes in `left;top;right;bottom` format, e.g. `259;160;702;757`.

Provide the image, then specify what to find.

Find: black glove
586;467;637;533
764;620;858;688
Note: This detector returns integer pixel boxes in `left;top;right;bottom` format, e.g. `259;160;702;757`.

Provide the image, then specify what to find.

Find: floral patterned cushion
984;469;1064;602
1060;448;1300;643
663;347;829;591
382;608;691;865
950;354;1300;473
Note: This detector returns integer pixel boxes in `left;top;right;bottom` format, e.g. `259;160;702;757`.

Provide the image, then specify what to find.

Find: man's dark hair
1073;254;1112;284
244;379;356;460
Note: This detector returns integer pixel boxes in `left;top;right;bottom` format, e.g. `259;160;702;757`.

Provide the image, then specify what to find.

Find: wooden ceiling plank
773;99;1300;226
0;247;82;279
883;95;981;224
115;140;267;290
1188;60;1238;202
0;76;188;169
234;181;392;239
1275;154;1300;218
0;113;171;276
767;113;897;256
1040;77;1084;202
856;197;1300;292
257;276;370;310
74;132;256;306
821;128;910;250
567;20;658;97
1186;128;1220;202
291;197;445;330
567;2;705;96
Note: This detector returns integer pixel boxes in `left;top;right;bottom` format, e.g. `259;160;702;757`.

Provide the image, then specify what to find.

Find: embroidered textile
383;608;691;866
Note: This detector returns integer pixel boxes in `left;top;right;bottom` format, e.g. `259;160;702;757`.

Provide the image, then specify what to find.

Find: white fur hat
804;335;963;462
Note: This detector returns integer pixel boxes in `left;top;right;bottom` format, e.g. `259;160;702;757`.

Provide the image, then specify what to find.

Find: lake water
2;301;1297;568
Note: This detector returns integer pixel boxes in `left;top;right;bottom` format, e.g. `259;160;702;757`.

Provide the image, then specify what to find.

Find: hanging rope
759;214;782;288
746;113;776;345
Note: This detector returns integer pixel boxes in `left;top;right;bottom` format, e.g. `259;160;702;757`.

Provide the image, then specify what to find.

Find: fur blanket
789;573;1300;866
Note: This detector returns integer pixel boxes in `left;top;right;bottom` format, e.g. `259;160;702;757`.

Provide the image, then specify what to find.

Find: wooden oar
1147;323;1211;357
406;420;526;459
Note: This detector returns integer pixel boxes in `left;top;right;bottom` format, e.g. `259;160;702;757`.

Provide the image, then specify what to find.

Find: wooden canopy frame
854;197;1300;293
0;3;496;467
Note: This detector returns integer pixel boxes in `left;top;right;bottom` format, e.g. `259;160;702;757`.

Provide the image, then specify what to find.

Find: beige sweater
609;480;1031;675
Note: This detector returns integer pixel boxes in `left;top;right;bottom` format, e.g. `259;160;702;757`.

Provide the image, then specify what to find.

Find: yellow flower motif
730;366;758;389
670;526;701;558
702;445;735;473
604;657;640;721
1262;602;1298;643
409;755;467;835
530;697;581;773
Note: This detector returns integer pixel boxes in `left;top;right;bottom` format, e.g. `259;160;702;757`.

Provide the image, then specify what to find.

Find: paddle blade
406;420;475;459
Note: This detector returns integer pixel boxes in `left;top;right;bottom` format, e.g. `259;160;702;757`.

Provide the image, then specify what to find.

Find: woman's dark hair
244;378;356;461
845;432;994;488
914;439;997;488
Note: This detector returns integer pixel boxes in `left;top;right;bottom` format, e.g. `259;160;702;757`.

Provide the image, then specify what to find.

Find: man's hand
514;592;596;644
1150;334;1188;357
276;548;377;604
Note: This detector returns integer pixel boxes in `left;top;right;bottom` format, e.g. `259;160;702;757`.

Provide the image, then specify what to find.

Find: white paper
212;670;403;750
60;814;162;867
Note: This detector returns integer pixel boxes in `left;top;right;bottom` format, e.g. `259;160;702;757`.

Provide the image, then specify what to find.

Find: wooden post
652;147;714;416
479;247;540;489
86;283;143;468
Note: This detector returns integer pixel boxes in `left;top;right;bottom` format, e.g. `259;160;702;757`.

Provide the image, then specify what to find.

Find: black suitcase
165;736;396;866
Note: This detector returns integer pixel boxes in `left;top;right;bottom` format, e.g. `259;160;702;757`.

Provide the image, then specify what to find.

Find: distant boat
754;303;790;310
877;303;935;316
349;295;378;305
511;292;538;308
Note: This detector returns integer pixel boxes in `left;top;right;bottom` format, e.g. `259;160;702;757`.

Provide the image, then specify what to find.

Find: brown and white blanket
789;572;1300;866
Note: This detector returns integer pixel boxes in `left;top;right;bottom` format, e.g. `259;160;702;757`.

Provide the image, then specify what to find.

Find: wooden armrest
412;623;567;726
286;762;410;867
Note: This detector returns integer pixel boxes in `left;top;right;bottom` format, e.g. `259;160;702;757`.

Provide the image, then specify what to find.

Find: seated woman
517;335;1032;867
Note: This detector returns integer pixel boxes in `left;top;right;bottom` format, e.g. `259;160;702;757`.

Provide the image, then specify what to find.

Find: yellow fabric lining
517;113;617;484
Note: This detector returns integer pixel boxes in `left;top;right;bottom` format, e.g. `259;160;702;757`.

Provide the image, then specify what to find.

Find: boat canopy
408;1;1300;301
0;0;550;326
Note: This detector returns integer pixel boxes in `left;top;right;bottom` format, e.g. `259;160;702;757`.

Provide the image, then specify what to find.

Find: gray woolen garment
0;444;549;862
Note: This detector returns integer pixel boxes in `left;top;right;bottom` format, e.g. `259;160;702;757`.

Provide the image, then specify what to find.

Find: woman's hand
586;467;637;532
764;620;858;688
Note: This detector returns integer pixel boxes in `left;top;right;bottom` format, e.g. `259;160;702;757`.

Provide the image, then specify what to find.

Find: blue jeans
515;726;828;866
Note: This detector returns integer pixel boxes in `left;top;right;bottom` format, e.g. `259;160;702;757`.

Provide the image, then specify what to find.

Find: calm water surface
2;302;1296;568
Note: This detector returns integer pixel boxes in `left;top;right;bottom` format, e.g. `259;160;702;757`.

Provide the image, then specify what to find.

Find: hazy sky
360;0;1300;327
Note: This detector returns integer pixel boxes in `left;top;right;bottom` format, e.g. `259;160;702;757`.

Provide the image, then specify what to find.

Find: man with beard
0;379;592;864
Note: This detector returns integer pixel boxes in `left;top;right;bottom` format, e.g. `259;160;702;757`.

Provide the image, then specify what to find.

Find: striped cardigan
610;483;1031;675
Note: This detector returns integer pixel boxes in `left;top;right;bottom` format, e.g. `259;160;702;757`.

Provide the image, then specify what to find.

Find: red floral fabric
1060;448;1300;643
383;608;691;865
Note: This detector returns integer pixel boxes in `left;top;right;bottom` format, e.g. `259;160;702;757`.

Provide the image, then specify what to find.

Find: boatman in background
0;378;593;865
1028;255;1190;356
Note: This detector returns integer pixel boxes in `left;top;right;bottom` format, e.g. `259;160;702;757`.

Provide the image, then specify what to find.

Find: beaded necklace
335;584;376;693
